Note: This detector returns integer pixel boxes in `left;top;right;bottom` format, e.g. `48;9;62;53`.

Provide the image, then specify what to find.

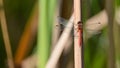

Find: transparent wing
56;16;73;31
57;16;68;26
85;22;101;34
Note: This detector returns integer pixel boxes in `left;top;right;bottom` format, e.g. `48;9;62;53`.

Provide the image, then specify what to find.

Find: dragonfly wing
56;16;74;31
57;16;68;26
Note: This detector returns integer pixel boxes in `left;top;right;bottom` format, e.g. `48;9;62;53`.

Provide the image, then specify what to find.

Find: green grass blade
37;0;49;68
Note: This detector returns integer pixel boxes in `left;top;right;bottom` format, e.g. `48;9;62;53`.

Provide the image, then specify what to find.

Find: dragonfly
56;16;101;35
56;16;101;46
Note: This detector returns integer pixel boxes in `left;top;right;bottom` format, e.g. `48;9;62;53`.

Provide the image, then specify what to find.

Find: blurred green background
0;0;120;68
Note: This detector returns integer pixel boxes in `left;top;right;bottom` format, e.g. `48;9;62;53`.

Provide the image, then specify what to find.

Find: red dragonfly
56;16;101;34
76;21;82;46
56;17;101;46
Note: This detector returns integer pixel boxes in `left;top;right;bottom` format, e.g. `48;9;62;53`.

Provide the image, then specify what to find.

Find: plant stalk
74;0;83;68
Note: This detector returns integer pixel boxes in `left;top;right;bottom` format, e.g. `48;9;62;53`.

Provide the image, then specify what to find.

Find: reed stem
0;0;14;68
74;0;82;68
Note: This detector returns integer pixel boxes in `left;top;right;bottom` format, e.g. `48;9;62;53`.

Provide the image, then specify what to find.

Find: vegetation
0;0;120;68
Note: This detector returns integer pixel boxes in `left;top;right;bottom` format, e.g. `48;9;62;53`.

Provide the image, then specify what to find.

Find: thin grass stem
0;0;14;68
